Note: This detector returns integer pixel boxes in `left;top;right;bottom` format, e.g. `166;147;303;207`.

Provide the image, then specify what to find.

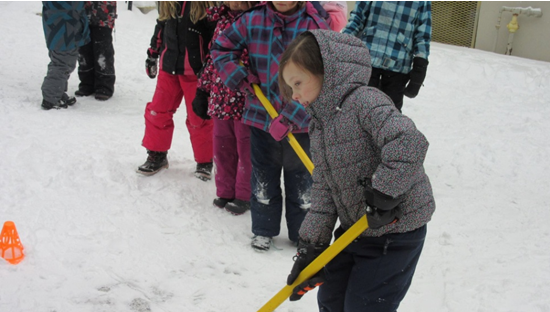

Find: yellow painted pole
250;83;370;311
257;215;369;312
252;84;314;175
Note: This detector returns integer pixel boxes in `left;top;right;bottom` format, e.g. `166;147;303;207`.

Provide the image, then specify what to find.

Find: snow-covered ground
1;2;550;311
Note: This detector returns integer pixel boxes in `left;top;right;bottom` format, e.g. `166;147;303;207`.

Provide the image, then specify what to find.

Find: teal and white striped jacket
342;1;431;74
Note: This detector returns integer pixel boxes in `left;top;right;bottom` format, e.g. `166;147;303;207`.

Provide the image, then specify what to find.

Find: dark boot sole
194;172;211;181
136;163;169;176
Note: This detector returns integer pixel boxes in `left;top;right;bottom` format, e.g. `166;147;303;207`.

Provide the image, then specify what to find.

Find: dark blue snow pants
250;127;312;243
318;225;427;312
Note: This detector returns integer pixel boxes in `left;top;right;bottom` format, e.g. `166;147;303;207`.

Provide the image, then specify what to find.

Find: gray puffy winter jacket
298;29;435;245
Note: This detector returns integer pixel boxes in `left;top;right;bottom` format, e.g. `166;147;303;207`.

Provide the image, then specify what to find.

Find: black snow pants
77;26;115;96
317;225;427;312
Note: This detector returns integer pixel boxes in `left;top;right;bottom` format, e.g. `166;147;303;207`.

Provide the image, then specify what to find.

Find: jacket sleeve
322;2;348;32
280;101;311;130
341;1;370;36
413;1;432;59
359;97;429;198
210;14;250;91
148;19;165;59
298;168;339;245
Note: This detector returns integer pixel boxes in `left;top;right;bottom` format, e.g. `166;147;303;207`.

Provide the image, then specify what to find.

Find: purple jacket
210;2;329;132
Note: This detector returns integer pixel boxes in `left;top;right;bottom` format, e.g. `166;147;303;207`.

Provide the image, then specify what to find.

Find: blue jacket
42;1;90;51
343;1;431;74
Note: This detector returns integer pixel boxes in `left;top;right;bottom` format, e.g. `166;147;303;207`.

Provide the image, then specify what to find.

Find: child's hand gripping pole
251;84;314;175
256;215;370;312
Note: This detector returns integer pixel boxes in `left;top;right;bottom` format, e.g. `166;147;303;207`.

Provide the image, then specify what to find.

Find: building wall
476;1;550;62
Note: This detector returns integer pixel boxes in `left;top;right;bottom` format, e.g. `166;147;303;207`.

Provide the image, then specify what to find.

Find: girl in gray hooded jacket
278;29;435;311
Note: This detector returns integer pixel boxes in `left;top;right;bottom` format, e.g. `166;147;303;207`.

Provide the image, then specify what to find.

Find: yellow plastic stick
252;84;314;175
257;215;369;312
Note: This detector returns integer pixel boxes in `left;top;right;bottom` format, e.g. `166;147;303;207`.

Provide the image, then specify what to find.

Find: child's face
226;2;250;11
272;2;299;15
282;61;322;108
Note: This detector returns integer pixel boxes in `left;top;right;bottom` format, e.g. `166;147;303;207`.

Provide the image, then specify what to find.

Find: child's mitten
287;240;328;301
192;89;210;120
404;57;429;98
269;115;295;141
145;57;158;79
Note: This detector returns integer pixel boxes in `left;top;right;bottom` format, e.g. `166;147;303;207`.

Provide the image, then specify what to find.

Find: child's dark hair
278;31;324;102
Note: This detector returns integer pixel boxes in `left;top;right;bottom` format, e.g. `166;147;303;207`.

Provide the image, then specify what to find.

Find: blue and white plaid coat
342;1;431;74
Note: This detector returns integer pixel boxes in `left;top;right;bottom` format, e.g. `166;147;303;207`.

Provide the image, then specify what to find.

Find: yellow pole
252;84;314;175
257;215;369;312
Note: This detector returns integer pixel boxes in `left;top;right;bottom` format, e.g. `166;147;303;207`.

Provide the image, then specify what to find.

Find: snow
1;2;550;311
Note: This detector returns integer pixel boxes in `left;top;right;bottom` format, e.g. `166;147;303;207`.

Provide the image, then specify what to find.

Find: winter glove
404;57;429;98
287;240;328;301
146;57;158;79
237;70;261;96
192;89;211;120
269;115;295;141
359;178;403;229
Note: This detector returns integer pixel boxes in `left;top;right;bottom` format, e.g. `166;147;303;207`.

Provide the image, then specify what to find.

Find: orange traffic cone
0;221;25;264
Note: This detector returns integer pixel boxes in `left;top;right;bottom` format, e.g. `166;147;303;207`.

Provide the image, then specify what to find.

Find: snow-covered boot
194;162;213;181
137;151;168;175
251;235;272;252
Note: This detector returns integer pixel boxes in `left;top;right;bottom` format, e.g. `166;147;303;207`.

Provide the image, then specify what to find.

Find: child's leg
316;244;354;310
233;120;251;202
92;26;116;97
179;75;213;164
378;70;409;111
41;49;79;103
213;118;237;199
319;225;427;312
250;127;283;238
142;71;183;152
76;40;95;94
282;132;312;243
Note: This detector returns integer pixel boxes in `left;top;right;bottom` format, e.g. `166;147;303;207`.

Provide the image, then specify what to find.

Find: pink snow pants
213;118;251;201
142;70;213;163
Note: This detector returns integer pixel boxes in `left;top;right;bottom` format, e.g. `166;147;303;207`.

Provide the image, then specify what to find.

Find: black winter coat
148;2;216;76
85;1;117;29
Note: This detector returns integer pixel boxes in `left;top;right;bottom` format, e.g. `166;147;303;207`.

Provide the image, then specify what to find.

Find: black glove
287;240;328;301
404;57;429;98
145;57;158;79
192;89;210;120
359;178;403;229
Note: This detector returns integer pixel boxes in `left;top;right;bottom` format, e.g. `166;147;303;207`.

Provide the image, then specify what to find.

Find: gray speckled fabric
298;29;435;244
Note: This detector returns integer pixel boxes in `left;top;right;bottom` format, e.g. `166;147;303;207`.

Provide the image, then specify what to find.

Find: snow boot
62;93;77;106
137;151;168;175
213;197;233;208
95;92;112;101
251;235;272;252
194;162;213;181
75;89;93;97
41;99;68;110
225;199;250;215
